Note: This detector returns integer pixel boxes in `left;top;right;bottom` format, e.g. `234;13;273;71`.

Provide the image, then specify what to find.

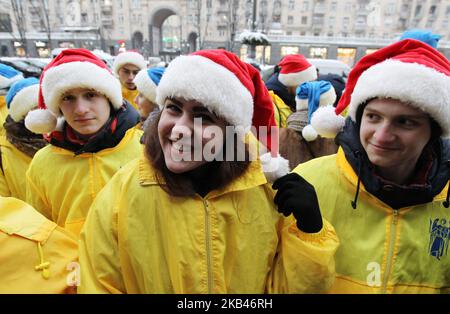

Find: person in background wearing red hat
24;48;142;237
0;78;47;201
113;51;147;111
78;49;338;294
273;39;450;293
265;54;317;127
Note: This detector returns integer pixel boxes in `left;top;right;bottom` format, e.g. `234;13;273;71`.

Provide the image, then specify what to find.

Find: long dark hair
144;111;252;197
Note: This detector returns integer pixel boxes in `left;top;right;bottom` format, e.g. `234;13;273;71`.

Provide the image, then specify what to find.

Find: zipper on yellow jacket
381;209;398;293
202;198;213;293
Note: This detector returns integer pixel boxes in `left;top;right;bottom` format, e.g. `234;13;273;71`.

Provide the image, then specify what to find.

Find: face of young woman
359;98;432;183
158;98;227;174
134;92;157;119
60;88;111;136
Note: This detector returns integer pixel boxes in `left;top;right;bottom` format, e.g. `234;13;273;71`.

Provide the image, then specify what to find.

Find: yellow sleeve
267;215;339;293
78;177;126;294
0;149;11;197
25;165;52;220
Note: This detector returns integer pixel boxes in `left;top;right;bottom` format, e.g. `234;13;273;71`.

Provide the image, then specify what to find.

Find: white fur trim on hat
41;61;123;116
133;69;157;103
348;59;450;137
113;52;146;76
310;105;345;138
0;74;23;90
156;55;254;129
24;109;58;134
278;65;317;87
302;124;318;142
9;84;39;122
260;153;290;183
295;86;337;111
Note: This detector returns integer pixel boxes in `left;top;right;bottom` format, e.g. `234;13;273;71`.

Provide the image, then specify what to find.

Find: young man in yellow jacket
274;39;450;293
78;49;339;294
0;196;78;293
112;51;146;111
0;78;46;200
24;49;142;237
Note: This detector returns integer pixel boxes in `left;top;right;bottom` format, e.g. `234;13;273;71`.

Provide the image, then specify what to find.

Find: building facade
0;0;449;64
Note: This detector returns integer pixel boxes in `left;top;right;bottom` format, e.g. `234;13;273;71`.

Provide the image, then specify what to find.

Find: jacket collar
138;154;268;199
49;101;140;155
336;118;450;209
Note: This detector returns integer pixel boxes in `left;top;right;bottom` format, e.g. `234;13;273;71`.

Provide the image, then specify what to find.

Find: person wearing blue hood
0;64;24;137
0;78;47;200
133;67;165;130
400;29;441;49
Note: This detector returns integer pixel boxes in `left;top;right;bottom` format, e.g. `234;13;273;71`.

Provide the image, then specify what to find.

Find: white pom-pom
260;153;291;183
24;109;57;134
302;124;318;142
310;105;345;138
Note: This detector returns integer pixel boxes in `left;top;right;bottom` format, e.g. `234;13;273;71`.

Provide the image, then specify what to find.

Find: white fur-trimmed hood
113;51;146;75
41;61;123;116
156;55;254;129
134;69;157;103
9;84;39;122
348;59;450;137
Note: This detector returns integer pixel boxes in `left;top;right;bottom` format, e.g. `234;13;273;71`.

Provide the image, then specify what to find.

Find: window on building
337;47;356;66
288;0;295;10
343;17;350;27
0;13;12;32
281;46;299;57
328;16;335;28
288;16;294;24
447;5;450;16
131;0;140;8
365;48;378;55
309;47;327;59
301;16;308;24
303;1;309;11
429;5;437;16
414;5;422;18
344;2;352;11
331;2;337;11
207;0;212;9
385;3;396;15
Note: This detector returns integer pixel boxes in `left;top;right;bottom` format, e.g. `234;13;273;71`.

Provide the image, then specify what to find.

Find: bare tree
29;0;53;50
10;0;28;55
227;0;239;51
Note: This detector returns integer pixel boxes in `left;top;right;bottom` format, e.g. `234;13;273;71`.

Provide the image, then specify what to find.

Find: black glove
272;173;323;233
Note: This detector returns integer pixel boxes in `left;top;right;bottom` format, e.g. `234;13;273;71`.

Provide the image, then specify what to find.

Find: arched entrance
132;31;144;50
187;32;197;53
149;7;178;56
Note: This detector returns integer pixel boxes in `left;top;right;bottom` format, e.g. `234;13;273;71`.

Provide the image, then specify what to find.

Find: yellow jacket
0;197;78;293
78;153;339;293
269;91;293;128
0;136;35;200
26;128;143;237
121;85;139;111
294;148;450;293
0;96;8;137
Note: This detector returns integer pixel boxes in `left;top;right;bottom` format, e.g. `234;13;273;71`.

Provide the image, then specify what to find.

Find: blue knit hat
400;29;441;49
0;63;24;90
6;77;40;122
295;80;336;141
133;67;165;103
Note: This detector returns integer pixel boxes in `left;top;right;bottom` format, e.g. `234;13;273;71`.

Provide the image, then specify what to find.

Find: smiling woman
78;49;339;294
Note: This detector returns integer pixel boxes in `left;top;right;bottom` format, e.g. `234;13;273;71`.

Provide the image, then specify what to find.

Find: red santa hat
112;51;146;76
156;49;289;182
311;39;450;138
277;54;317;87
25;48;123;134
